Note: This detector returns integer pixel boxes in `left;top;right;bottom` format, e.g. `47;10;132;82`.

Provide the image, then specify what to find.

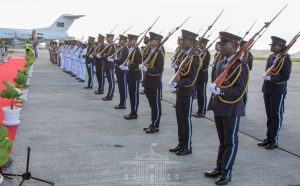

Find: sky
1;0;299;53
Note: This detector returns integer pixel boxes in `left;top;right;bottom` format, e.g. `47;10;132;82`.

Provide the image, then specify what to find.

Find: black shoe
71;75;76;77
204;167;221;178
176;148;192;156
124;113;138;120
171;90;176;93
192;112;205;118
75;77;80;80
265;142;278;150
78;80;85;82
114;105;126;109
94;91;103;94
215;173;231;185
84;86;93;89
169;145;182;153
145;127;159;134
143;124;152;131
257;139;270;147
102;97;112;101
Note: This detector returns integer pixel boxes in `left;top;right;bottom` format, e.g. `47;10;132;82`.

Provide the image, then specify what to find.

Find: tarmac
4;50;300;186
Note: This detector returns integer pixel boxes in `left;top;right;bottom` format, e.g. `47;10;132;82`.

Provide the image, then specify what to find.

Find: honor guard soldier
170;38;184;94
168;30;201;156
141;36;150;54
102;34;116;101
85;36;95;89
121;34;142;120
206;32;249;185
140;32;165;133
259;36;292;149
193;37;211;118
94;34;106;94
140;36;151;94
112;35;129;109
240;40;254;113
210;42;224;82
78;42;87;82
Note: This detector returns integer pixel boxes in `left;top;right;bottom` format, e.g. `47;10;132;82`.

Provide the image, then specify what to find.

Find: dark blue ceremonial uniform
175;52;200;151
262;53;291;144
242;51;253;112
115;45;129;107
143;49;165;128
102;44;116;99
127;47;142;115
211;52;224;82
94;43;106;92
195;50;211;116
85;45;95;88
207;57;249;177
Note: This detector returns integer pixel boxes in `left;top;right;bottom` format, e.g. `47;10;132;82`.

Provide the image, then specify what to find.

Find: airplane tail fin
47;14;85;32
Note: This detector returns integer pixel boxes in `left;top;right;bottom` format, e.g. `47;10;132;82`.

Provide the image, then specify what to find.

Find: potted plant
25;48;35;78
0;125;13;169
0;81;22;125
14;71;29;101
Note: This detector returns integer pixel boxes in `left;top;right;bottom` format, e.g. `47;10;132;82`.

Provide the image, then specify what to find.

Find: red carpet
0;56;26;142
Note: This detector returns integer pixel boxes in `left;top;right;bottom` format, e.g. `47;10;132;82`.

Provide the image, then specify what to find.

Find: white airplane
0;14;85;45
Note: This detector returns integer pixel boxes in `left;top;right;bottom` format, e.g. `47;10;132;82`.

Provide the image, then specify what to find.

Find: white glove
120;65;129;71
108;57;114;62
114;55;118;60
168;81;177;88
170;63;178;69
209;63;215;68
208;83;221;95
262;72;271;81
139;64;147;72
96;54;101;58
89;54;93;58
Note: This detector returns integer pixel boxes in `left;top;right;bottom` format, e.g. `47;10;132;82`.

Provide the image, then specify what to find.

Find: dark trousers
95;61;105;92
196;80;207;115
86;59;94;87
175;95;193;150
105;68;115;98
116;69;127;106
264;94;285;143
128;79;139;114
214;116;240;176
145;88;162;127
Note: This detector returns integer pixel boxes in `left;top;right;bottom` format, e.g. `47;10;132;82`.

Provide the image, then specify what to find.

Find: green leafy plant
14;71;29;89
25;48;35;64
0;125;12;168
0;81;21;109
17;68;29;77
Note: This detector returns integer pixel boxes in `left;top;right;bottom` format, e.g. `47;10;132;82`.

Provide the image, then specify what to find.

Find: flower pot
0;174;3;185
27;78;31;85
2;106;22;126
20;89;29;101
28;65;33;78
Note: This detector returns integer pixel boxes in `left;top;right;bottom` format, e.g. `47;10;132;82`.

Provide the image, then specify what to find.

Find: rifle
92;25;133;56
142;16;191;66
109;24;119;34
213;5;287;87
120;16;160;66
240;19;257;43
169;10;224;83
265;31;300;76
108;20;157;59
